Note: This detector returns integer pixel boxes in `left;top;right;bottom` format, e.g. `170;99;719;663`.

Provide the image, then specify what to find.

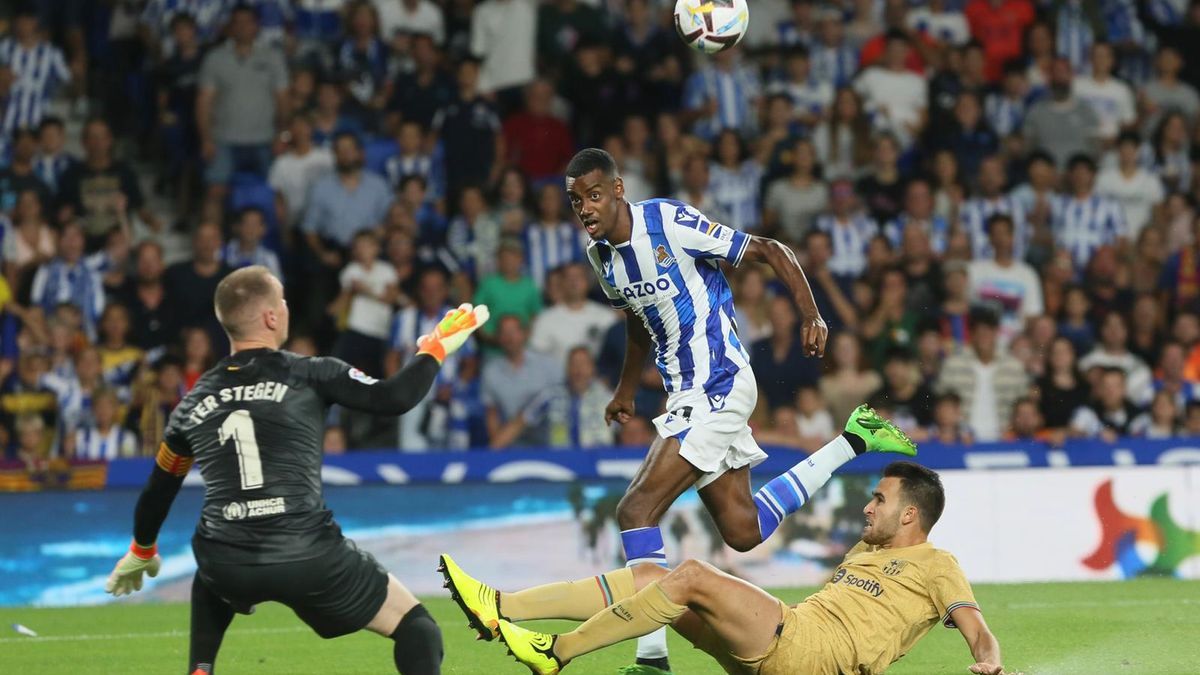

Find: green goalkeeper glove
105;541;162;597
416;303;490;364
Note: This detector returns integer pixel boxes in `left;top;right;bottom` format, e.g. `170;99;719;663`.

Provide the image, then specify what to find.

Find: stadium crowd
2;0;1200;467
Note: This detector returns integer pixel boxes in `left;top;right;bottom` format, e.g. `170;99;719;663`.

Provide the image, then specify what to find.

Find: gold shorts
727;601;844;675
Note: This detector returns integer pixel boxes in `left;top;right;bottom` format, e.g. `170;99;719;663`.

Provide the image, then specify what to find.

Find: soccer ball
673;0;750;54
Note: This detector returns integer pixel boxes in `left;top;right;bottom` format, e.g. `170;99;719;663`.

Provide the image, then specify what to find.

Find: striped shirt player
74;424;140;461
0;37;71;133
222;241;284;282
814;212;879;279
810;42;858;88
587;199;754;400
960;195;1029;260
1051;193;1127;272
524;221;587;290
682;64;761;140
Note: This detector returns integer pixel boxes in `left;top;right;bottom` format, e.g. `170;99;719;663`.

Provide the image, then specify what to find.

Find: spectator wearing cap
935;307;1029;441
1052;154;1126;273
1097;132;1165;241
853;30;928;148
1022;57;1100;168
815;178;877;283
0;9;72;133
433;57;503;197
376;0;445;45
472;239;542;339
30;221;105;341
967;214;1043;346
196;4;289;214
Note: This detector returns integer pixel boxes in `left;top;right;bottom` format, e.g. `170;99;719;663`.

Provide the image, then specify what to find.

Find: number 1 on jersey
219;409;264;490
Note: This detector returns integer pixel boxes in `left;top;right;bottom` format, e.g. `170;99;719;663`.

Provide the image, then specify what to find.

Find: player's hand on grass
968;663;1020;675
800;314;828;357
105;542;162;597
416;303;490;364
605;396;635;425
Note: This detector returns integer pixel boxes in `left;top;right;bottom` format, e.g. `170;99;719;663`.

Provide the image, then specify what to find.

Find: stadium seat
228;176;283;253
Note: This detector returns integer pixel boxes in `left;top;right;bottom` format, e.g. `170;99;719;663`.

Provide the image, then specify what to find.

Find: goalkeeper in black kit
104;265;488;675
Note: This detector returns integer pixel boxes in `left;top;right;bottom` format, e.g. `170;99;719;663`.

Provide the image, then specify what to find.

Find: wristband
416;338;446;364
130;540;158;560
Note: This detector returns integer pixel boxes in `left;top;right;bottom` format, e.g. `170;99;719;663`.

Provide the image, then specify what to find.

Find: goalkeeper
105;265;485;675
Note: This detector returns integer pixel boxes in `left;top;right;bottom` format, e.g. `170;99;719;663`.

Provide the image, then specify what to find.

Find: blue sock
754;434;856;541
621;527;669;660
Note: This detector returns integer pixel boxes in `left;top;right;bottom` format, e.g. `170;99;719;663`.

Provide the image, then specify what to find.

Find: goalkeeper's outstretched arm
107;444;191;596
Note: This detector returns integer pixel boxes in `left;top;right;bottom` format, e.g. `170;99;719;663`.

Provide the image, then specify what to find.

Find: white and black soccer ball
673;0;750;55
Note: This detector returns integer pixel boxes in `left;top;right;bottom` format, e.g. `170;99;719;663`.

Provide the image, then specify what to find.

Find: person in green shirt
473;238;543;340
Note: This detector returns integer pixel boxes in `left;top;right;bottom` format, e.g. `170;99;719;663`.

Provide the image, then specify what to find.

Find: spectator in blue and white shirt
140;0;234;53
815;178;879;282
222;207;284;281
682;48;761;141
525;183;585;290
70;387;138;460
30;221;105;340
0;10;71;133
708;130;765;231
493;346;614;449
885;178;951;256
1053;153;1127;273
33;117;76;197
961;155;1029;260
384;120;444;203
810;10;858;88
768;46;834;128
1053;0;1100;74
907;0;970;47
985;61;1037;139
776;0;816;48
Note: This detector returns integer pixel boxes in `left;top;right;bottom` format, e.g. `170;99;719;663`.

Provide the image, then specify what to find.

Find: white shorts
652;367;768;489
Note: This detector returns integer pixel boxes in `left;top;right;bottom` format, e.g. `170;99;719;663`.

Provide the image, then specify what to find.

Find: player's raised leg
497;559;782;675
614;434;705;673
365;574;444;675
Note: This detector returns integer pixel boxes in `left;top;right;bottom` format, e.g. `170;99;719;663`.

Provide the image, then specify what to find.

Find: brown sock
499;568;637;622
553;581;687;663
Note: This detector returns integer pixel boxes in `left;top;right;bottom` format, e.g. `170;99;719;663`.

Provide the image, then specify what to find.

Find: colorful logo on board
1082;480;1200;578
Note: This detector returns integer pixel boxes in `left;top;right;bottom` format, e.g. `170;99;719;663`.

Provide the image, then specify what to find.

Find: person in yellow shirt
442;461;1016;675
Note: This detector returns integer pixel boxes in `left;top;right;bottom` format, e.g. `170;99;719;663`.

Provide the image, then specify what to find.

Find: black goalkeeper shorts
194;538;390;639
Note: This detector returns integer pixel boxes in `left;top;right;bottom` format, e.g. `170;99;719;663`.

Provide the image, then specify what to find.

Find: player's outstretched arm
606;309;652;424
106;444;191;596
740;235;828;357
951;605;1015;675
314;304;489;416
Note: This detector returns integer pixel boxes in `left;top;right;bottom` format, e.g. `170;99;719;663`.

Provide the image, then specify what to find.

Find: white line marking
1005;598;1199;610
0;626;307;645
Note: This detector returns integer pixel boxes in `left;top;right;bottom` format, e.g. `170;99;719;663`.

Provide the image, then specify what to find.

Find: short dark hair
1067;153;1097;173
37;116;64;133
399;173;428;191
883;461;945;533
935;392;962;407
1027;149;1055;168
1115;130;1141;147
214;266;278;340
969;305;1000;329
986;213;1014;235
237;206;265;223
566;148;618;180
332;130;362;150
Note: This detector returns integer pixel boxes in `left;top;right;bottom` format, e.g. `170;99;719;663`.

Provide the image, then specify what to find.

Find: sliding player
557;148;916;672
104;266;486;675
444;462;1015;675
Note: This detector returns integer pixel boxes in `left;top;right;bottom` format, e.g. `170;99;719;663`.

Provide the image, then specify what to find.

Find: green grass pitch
2;579;1197;674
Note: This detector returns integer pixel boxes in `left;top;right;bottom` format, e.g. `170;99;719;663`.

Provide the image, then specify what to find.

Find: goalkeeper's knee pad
391;604;442;675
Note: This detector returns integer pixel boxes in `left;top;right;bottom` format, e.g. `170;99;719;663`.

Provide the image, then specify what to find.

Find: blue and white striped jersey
961;195;1029;261
809;43;858;88
586;199;751;400
1051;193;1126;271
815;213;879;279
1054;2;1095;74
883;214;951;256
221;241;284;281
0;38;71;132
682;65;761;140
524;221;587;289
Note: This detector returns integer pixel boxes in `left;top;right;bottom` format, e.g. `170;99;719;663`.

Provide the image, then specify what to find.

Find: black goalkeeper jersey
163;348;406;565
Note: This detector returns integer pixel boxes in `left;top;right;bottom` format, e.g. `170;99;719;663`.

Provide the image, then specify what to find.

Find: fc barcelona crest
882;559;908;576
